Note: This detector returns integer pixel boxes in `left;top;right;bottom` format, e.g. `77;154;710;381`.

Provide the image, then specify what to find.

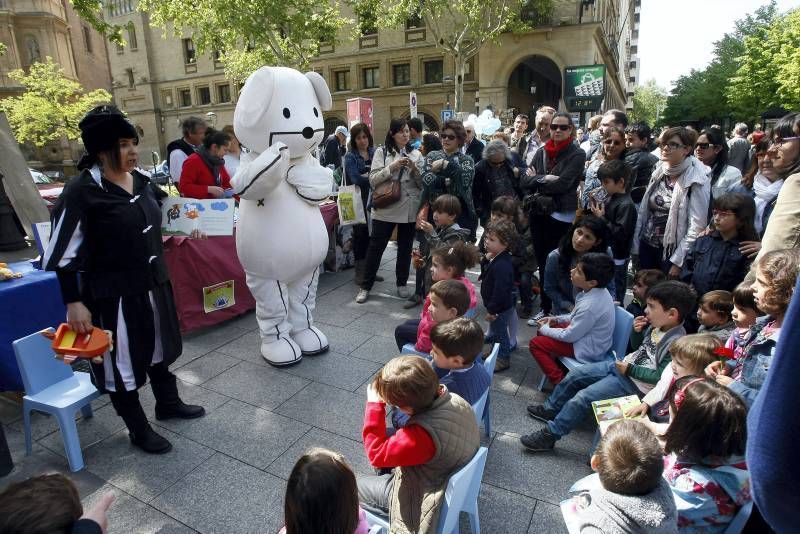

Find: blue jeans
543;360;641;438
487;306;514;360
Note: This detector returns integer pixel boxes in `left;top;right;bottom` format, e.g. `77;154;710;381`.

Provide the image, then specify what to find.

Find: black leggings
361;219;416;290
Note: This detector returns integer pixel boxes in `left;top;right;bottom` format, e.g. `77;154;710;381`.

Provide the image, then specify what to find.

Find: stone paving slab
274;381;366;442
201;361;310;410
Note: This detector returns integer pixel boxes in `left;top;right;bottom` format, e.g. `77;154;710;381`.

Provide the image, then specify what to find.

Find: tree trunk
453;54;468;113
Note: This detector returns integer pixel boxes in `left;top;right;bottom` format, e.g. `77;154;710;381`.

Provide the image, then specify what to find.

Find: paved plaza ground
0;243;597;533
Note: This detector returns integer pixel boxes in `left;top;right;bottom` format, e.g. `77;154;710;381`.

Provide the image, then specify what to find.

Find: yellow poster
203;280;235;313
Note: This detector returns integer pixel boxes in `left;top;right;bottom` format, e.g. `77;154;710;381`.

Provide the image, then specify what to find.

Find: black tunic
44;167;182;393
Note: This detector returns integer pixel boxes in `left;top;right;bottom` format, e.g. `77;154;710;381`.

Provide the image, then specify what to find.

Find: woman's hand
207;186;225;198
431;159;446;173
589;199;605;217
625;402;649;418
67;302;93;334
739;240;762;259
668;264;681;279
189;229;207;239
633;315;649;333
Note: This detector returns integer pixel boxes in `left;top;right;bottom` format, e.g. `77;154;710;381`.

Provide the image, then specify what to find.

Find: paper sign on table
203;280;236;313
161;197;235;236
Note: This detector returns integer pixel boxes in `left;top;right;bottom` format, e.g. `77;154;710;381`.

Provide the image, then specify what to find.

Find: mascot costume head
231;67;333;366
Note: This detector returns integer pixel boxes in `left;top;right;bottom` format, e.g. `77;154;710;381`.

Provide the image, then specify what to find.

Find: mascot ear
305;71;332;112
234;67;275;132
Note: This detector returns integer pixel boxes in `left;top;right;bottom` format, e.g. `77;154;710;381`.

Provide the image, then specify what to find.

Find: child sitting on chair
696;290;736;341
430;317;491;406
357;356;480;533
394;243;479;352
529;253;617;385
564;420;677;533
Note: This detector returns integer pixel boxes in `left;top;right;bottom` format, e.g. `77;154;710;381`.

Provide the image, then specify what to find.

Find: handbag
523;192;556;216
371;147;403;209
337;162;367;226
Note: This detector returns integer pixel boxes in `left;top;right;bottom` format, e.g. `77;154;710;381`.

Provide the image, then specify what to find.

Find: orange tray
41;324;113;364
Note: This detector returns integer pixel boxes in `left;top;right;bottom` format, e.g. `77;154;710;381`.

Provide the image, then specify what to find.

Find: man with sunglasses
586;109;628;162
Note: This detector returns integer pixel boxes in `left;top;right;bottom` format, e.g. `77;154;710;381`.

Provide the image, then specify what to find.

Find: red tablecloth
162;235;256;333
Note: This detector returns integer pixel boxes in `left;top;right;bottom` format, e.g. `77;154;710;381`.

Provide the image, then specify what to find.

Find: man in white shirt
167;116;207;183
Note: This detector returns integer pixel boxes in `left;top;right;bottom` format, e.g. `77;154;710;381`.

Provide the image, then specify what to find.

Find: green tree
629;79;667;126
359;0;548;112
0;58;111;147
68;0;126;45
137;0;351;82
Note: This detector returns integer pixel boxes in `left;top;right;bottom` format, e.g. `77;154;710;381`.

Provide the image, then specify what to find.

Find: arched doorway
401;111;439;133
323;116;346;138
507;55;561;118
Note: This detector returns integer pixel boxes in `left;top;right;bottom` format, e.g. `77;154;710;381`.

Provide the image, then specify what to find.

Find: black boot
150;370;206;421
110;390;172;454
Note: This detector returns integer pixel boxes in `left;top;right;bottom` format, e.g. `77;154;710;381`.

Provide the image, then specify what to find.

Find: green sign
564;65;606;112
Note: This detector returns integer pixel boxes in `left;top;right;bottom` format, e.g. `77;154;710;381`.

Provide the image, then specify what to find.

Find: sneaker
494;358;510;372
526;404;557;422
527;310;547;326
520;428;557;452
397;285;410;299
356;289;369;303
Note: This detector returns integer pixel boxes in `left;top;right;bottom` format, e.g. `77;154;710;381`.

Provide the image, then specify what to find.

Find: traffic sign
441;109;454;123
410;92;418;118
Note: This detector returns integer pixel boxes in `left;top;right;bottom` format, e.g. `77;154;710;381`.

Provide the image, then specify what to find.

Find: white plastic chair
365;446;489;534
537;306;634;391
472;343;498;436
12;329;100;472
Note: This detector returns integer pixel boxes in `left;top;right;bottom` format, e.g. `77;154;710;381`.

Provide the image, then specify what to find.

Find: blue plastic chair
365;446;489;534
12;329;100;472
724;500;753;534
472;343;498;436
537;306;634;391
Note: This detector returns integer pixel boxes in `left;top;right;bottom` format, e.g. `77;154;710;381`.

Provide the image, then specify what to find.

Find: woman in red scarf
520;112;586;318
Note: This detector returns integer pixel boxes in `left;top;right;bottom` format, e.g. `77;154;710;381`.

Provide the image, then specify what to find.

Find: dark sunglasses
695;143;717;150
440;133;457;140
549;124;571;131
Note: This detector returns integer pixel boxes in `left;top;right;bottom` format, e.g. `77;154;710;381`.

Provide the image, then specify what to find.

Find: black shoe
526;404;557;422
129;425;173;454
520;428;557;452
493;358;510;373
403;294;423;309
155;400;206;420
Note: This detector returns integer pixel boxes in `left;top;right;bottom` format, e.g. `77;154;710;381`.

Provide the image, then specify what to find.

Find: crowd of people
2;103;799;534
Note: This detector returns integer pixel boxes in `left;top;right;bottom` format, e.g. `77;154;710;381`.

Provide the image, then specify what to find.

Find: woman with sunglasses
729;139;777;255
520;112;585;318
579;126;626;209
694;127;742;201
752;112;800;265
419;120;478;238
632;127;710;277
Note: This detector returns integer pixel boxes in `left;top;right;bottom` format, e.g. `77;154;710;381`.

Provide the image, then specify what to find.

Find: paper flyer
591;395;646;434
161;197;235;236
203;280;235;313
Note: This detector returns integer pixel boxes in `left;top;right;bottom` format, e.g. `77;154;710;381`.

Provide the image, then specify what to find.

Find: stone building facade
105;0;640;157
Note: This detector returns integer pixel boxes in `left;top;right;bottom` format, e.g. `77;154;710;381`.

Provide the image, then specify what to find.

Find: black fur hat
77;105;138;169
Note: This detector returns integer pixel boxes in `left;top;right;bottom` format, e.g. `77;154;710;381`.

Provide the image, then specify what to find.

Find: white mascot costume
231;67;333;366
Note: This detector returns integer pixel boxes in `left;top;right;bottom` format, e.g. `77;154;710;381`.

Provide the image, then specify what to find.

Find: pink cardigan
279;507;370;534
415;276;478;352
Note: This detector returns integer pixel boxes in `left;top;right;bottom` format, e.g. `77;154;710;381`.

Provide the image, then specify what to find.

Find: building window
362;66;379;89
197;86;211;105
161;90;174;109
106;0;134;17
217;84;231;103
393;64;411;86
334;70;350;92
424;60;443;84
127;23;137;50
82;25;92;53
182;38;196;64
178;88;191;107
125;68;135;88
116;41;124;54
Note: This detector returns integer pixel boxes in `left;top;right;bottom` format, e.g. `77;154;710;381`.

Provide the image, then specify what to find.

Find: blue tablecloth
0;261;65;391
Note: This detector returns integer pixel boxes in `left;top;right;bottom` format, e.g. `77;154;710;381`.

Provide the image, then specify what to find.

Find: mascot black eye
282;108;291;118
313;107;319;117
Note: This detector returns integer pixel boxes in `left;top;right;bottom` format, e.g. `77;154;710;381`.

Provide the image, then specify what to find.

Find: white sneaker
356;289;370;303
397;285;410;299
527;310;547;326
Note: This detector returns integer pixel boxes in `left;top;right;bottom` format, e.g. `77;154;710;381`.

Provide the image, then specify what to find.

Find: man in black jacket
624;122;659;201
463;120;484;163
322;125;348;170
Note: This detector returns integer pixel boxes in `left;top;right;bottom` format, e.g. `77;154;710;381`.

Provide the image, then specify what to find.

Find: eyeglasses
603;139;623;146
549;124;571;131
712;209;735;218
440;133;457;140
769;136;800;148
662;142;685;151
695;143;717;150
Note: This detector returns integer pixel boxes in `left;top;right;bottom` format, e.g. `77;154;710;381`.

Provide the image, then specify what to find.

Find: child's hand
418;220;434;234
633;315;649;332
81;492;116;533
366;383;383;404
716;375;734;386
615;360;629;376
485;313;497;322
705;360;723;378
625;402;649;418
537;317;553;327
589;199;605;217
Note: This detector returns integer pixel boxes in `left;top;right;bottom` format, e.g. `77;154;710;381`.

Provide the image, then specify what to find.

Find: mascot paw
291;327;329;355
261;338;303;367
286;166;333;203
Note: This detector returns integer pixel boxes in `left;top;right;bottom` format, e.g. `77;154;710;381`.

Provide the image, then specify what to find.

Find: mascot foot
261;338;303;367
292;327;329;355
